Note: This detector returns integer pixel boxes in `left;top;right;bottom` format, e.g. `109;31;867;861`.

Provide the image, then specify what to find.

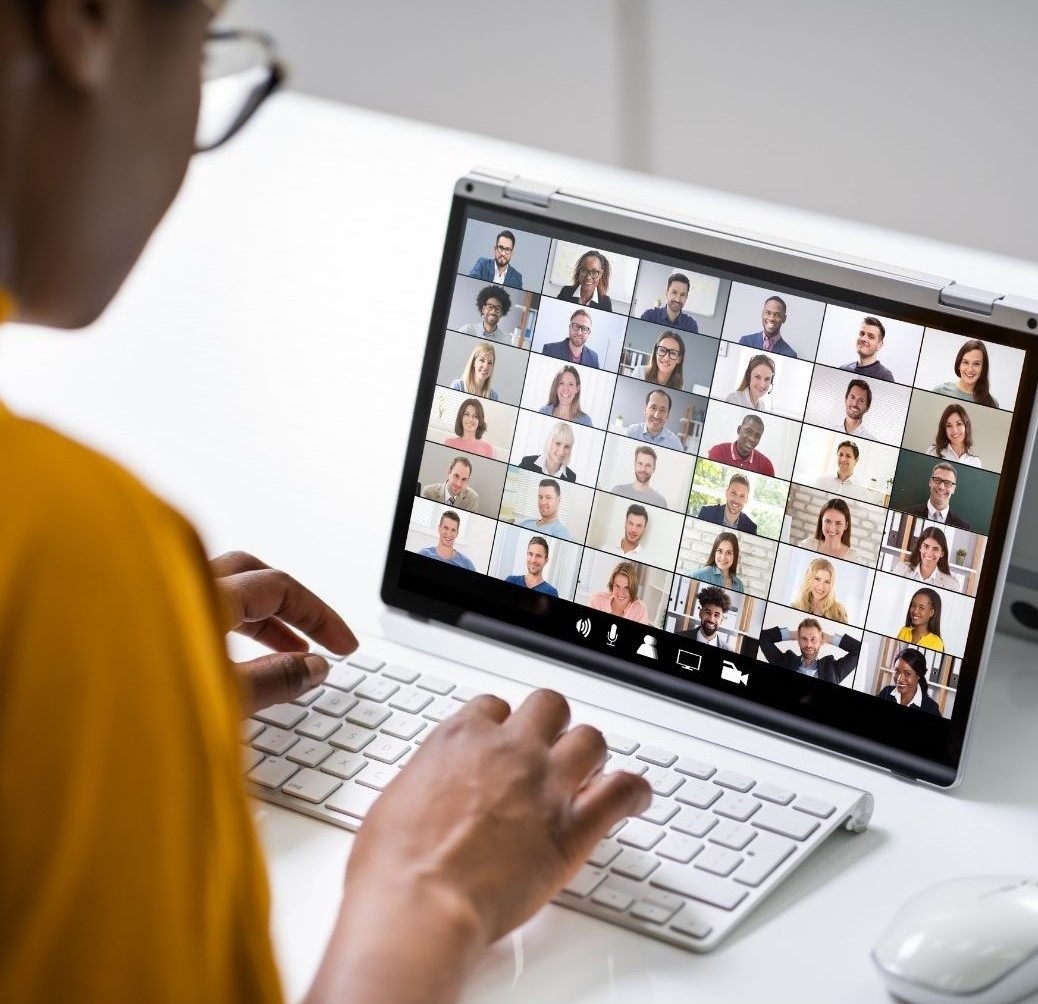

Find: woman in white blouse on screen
724;354;774;412
925;403;981;467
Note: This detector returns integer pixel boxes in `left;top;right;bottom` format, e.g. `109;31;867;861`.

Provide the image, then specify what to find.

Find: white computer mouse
872;875;1038;1004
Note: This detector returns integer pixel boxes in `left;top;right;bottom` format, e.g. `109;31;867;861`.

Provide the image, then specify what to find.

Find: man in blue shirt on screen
639;272;699;332
517;480;572;540
504;536;560;596
418;510;477;570
542;309;600;368
468;229;524;288
626;389;685;451
738;296;797;357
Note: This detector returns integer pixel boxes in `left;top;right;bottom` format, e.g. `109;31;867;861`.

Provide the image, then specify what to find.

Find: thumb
236;652;329;717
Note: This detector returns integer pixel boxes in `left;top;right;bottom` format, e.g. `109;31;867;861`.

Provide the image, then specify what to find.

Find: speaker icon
575;617;592;638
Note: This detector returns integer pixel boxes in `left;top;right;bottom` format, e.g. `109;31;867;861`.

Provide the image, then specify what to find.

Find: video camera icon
721;660;750;686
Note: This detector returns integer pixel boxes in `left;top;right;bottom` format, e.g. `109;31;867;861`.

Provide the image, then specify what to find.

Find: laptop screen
382;175;1038;787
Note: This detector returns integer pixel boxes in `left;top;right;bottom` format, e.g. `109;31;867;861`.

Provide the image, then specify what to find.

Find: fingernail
304;653;329;685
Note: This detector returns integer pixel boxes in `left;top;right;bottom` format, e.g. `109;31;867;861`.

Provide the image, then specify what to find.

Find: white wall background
226;0;1038;263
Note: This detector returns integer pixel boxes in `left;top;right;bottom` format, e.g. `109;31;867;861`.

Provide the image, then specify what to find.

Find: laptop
247;170;1038;950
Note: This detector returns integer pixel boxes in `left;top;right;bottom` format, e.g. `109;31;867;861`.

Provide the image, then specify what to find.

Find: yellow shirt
896;626;945;653
0;402;282;1003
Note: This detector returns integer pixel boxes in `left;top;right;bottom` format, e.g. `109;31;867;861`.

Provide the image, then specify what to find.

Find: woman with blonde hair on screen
450;341;499;400
791;558;849;623
519;421;578;482
724;353;775;412
538;365;592;426
589;561;649;622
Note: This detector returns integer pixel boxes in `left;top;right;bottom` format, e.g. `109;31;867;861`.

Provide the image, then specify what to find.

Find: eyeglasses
494;244;513;253
569;322;591;335
578;267;602;279
656;345;682;360
929;476;956;489
195;29;285;154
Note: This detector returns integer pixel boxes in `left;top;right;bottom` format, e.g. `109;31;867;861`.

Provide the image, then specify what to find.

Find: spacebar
651;864;748;911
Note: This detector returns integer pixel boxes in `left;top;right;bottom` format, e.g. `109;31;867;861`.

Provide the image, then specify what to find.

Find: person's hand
305;690;652;1004
210;551;357;715
820;631;833;647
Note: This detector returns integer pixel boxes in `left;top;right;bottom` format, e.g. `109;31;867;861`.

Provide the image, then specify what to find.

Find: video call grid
411;219;1028;713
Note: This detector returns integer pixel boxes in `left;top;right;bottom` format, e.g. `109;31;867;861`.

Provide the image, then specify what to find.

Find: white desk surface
3;92;1038;1003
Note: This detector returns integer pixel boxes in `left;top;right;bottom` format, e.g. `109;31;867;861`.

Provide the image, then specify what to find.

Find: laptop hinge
939;282;1003;316
503;178;558;209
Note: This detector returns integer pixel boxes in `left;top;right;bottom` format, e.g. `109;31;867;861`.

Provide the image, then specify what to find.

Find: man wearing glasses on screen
542;309;601;368
468;230;524;289
904;463;972;529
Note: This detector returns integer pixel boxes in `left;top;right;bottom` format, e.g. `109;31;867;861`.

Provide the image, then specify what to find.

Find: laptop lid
381;170;1038;788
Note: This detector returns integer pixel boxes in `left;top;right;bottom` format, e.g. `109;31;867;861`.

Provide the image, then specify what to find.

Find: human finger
209;550;268;578
217;567;357;655
233;615;309;653
236;651;329;716
570;770;652;845
506;689;571;744
549;723;609;789
448;692;511;726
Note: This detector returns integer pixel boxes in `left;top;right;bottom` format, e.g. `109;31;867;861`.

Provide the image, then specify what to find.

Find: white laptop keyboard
243;646;873;952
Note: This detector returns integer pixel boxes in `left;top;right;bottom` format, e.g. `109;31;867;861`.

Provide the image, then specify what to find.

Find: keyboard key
355;763;398;791
296;711;340;741
734;833;796;887
753;804;820;841
694;845;741;878
670;915;713;940
630;901;676;925
642;766;684;797
389;688;434;715
287;740;332;768
672;807;718;838
617;819;665;850
611;849;660;881
451;685;479;702
313;690;358;718
675;780;722;810
709;820;756;851
241;719;263;742
714;792;760;823
364;735;409;764
248;757;299;789
640;795;679;826
674;757;716;780
354;677;400;704
605;755;648;776
329;724;375;753
592;885;633;912
382;662;420;683
346;652;384;672
563;865;607;898
636;745;677;768
326;664;366;691
714;769;755;793
252;727;298;757
603;732;638;755
652;864;748;911
794;796;836;819
422;697;460;723
656;833;703;864
253;703;307;730
346;700;393;730
282;768;342;804
381;712;425;741
292;686;324;707
242;747;264;772
754;782;795;805
417;674;454;695
321;751;367;780
587;839;623;867
326;782;379;819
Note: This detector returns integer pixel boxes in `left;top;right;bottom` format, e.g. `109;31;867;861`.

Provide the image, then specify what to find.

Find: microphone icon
607;623;618;646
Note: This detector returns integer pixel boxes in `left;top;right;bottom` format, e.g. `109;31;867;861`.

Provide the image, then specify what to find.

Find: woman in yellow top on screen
724;353;775;412
538;365;592;426
790;558;848;623
925;403;981;467
450;341;499;400
896;588;945;652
